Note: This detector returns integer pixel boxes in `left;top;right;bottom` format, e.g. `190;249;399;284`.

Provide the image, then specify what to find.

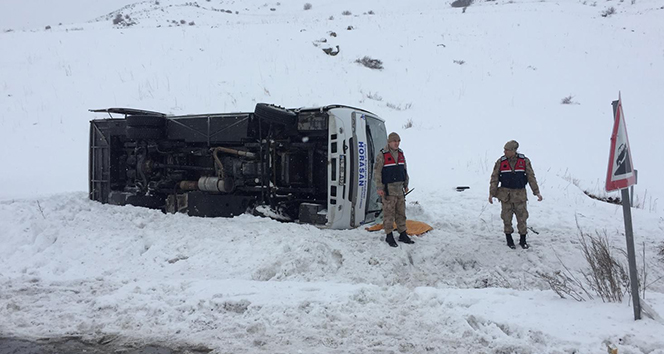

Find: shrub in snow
366;92;382;101
453;60;465;65
45;25;51;30
535;271;587;301
189;21;195;26
368;10;375;15
113;13;136;27
355;56;383;70
180;19;186;24
304;3;312;10
601;7;616;17
403;118;413;129
451;0;474;8
342;10;352;16
578;230;629;302
537;221;629;302
386;102;412;111
561;95;576;104
322;45;340;56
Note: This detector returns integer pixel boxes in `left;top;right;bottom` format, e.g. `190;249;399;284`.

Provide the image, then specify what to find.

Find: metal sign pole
609;97;641;320
621;187;641;320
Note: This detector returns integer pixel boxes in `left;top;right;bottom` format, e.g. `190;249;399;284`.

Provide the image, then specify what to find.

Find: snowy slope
1;0;664;353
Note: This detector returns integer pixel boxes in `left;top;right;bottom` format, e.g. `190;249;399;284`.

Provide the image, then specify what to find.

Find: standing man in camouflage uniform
374;132;413;247
489;140;543;249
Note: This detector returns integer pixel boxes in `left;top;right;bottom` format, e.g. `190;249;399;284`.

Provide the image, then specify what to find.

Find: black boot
398;231;414;244
506;234;516;249
385;232;398;247
519;234;529;249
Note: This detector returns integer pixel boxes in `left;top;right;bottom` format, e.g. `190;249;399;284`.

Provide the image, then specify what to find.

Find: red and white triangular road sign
606;93;636;191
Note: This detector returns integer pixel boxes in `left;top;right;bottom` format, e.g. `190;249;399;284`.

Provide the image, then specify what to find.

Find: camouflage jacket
374;146;409;197
489;154;540;203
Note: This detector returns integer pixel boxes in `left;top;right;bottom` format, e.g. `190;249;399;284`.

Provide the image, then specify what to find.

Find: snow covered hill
1;0;664;353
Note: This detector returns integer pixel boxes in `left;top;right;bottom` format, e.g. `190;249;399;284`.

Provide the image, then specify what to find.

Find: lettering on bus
358;141;367;186
357;141;368;210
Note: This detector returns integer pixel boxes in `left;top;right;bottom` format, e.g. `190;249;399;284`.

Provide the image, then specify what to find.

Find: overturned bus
88;103;388;229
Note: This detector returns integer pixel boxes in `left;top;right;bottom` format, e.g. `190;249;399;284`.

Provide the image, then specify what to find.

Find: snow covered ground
1;0;664;353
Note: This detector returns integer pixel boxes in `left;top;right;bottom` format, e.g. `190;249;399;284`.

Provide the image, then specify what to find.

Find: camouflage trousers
500;201;529;235
383;195;407;234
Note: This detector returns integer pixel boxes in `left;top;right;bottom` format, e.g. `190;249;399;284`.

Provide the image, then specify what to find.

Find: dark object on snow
506;233;516;249
386;232;398;247
355;56;383;70
455;186;469;192
398;231;414;244
527;226;539;235
520;234;529;249
451;0;474;8
583;190;621;205
322;45;340;56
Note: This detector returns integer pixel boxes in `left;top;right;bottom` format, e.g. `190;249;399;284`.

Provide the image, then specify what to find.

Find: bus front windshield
365;116;388;219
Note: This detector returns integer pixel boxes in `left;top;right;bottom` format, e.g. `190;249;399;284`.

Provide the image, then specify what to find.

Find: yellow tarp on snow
365;220;433;236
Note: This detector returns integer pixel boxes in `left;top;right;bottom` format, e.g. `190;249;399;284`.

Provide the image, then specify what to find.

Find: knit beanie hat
504;140;519;151
388;132;401;142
